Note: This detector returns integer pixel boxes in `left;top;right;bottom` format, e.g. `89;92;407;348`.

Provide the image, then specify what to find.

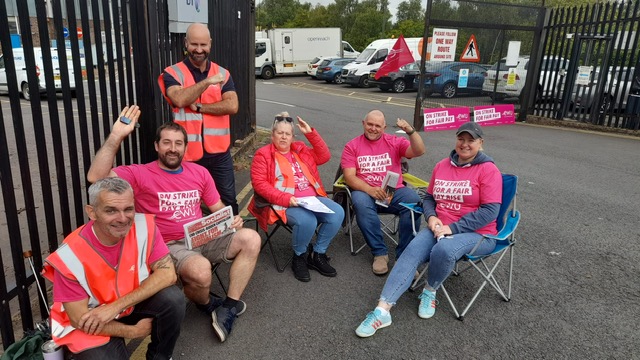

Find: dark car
316;58;354;84
414;62;487;98
369;61;421;93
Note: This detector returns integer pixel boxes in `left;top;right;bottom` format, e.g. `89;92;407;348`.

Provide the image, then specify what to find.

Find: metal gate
0;0;255;349
412;0;545;127
532;0;640;130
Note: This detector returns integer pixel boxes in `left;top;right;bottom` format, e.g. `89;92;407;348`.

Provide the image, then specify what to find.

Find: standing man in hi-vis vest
42;178;184;359
158;22;240;214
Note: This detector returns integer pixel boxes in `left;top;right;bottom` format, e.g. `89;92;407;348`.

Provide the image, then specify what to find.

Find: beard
158;151;183;170
189;50;209;65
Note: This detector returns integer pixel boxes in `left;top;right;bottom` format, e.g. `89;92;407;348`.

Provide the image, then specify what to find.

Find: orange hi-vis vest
158;61;231;161
42;213;155;353
268;152;327;225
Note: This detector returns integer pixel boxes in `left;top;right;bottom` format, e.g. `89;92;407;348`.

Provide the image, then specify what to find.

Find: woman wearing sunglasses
249;112;345;282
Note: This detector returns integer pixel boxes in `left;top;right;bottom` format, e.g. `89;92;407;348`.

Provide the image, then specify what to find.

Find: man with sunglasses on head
341;110;426;275
157;22;240;215
88;106;261;343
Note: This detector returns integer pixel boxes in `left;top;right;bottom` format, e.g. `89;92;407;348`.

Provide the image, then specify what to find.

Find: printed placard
423;107;470;132
473;104;516;126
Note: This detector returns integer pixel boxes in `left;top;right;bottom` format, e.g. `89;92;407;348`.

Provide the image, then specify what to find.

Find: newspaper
375;171;400;208
183;205;235;250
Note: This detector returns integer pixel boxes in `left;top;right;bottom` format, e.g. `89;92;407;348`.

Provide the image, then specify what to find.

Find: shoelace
362;311;380;326
418;291;438;306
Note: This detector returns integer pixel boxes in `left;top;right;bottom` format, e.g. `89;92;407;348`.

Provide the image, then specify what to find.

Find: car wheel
21;82;30;101
334;73;343;84
392;79;406;93
442;82;457;98
358;75;370;88
261;66;274;80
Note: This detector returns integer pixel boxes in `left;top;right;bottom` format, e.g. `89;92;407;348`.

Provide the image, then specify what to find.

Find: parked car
569;66;636;112
369;61;421;93
482;56;528;101
307;56;338;78
315;58;353;84
414;62;487;98
483;56;569;101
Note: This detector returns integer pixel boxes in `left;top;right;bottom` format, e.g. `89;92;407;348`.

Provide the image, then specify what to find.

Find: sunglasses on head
274;116;294;124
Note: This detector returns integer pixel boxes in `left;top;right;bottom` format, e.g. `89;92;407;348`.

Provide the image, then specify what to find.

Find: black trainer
292;253;311;282
211;305;238;343
197;294;247;317
308;251;337;277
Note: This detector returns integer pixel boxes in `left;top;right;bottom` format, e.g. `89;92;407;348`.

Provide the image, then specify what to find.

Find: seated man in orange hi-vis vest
158;22;240;215
87;105;261;343
42;177;184;360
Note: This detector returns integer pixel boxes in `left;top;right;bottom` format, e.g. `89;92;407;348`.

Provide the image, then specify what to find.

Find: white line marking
257;99;296;107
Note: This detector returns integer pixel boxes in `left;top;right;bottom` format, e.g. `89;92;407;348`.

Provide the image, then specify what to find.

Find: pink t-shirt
114;161;220;241
282;152;317;198
341;133;409;188
53;220;169;303
427;158;502;235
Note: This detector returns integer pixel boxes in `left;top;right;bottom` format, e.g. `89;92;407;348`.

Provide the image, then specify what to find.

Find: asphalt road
168;75;640;359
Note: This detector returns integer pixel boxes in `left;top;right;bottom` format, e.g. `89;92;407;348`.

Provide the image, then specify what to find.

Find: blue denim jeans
285;197;345;255
73;285;185;360
350;187;421;258
196;149;239;214
379;229;496;305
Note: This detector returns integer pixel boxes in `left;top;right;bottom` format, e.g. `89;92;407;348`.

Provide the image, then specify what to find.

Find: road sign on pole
63;27;69;38
77;27;83;39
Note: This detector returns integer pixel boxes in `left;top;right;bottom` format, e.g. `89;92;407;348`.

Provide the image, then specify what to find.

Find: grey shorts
166;232;235;273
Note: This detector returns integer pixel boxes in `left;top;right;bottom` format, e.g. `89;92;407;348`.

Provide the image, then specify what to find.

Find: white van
0;47;77;101
341;37;423;87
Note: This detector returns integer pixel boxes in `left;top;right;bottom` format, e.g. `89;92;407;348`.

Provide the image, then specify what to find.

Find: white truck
255;28;358;79
341;37;424;88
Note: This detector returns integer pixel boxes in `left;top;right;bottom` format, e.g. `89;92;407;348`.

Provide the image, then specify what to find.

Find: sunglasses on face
274;116;294;124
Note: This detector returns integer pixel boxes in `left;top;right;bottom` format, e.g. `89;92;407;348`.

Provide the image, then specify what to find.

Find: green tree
389;20;425;38
258;0;303;28
396;0;424;23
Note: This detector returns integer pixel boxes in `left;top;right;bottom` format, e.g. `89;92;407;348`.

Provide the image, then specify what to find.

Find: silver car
570;66;636;112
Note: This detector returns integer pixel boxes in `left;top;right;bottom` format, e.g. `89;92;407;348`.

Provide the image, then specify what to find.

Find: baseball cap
456;122;483;139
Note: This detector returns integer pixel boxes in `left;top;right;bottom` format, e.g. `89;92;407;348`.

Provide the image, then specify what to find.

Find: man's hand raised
112;105;141;139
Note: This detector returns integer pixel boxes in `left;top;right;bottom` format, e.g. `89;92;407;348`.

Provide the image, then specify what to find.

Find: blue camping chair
403;173;521;320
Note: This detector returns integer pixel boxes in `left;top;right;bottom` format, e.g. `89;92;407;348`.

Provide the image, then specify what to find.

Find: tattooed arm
74;255;176;335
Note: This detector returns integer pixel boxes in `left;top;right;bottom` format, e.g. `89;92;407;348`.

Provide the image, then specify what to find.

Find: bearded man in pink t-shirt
87;106;261;343
341;110;426;275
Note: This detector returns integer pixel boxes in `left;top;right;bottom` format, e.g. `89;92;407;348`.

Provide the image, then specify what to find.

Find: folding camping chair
333;168;429;256
404;173;521;320
248;194;320;273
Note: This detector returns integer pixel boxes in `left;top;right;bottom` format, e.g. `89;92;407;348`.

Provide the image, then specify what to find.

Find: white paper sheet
296;196;335;213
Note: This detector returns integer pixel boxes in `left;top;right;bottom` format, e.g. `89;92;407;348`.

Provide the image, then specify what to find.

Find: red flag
374;35;415;80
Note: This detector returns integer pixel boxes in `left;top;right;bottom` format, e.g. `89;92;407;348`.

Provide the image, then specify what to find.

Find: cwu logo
186;0;200;12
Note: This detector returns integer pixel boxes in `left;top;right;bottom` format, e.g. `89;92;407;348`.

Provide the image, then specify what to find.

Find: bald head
362;110;386;141
184;23;211;68
186;23;211;40
364;110;386;125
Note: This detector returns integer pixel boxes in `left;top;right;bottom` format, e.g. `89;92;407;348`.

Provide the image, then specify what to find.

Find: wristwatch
196;103;202;113
406;128;416;135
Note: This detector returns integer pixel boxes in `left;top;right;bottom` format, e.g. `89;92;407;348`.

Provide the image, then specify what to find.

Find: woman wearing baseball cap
356;121;502;337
